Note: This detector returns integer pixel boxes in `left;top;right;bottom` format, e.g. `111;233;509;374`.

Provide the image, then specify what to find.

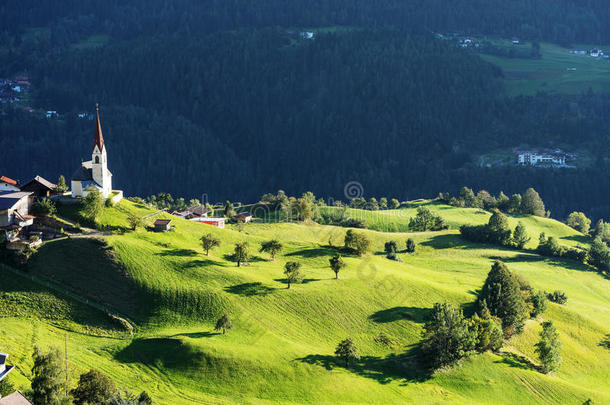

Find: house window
95;156;100;164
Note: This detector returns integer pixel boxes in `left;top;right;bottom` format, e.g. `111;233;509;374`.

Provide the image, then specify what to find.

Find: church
71;105;113;198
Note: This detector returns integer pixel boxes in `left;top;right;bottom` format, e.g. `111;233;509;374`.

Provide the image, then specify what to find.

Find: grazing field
1;200;609;404
480;42;610;95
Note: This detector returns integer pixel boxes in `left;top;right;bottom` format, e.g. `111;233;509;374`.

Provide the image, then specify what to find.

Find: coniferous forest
2;2;610;219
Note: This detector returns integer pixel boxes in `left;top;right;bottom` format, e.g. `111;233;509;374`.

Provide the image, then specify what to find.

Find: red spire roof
93;104;105;152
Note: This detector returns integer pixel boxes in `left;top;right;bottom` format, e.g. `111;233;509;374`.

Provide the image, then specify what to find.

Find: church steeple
93;103;105;152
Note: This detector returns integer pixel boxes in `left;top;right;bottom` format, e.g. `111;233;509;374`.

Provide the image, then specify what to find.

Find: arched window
95;156;100;164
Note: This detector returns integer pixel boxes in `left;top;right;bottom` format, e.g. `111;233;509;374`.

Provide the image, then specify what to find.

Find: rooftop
0;176;18;186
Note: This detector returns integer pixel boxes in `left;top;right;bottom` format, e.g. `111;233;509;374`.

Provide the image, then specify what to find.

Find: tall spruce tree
478;261;527;334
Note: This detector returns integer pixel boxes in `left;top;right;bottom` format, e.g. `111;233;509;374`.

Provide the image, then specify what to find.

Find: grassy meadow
1;200;609;404
480;42;610;95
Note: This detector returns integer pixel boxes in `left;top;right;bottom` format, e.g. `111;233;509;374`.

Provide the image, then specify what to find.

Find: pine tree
478;261;528;334
31;346;70;405
535;321;562;373
513;222;531;249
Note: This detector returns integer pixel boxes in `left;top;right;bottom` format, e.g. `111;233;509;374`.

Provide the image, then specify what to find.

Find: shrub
32;197;57;217
546;290;568;305
406;238;416;253
384;240;398;259
588;238;610;271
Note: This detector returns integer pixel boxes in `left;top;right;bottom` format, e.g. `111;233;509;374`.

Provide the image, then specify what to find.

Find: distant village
0;74;94;120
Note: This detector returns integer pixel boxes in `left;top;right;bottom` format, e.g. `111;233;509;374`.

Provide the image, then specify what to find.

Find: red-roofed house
0;176;20;192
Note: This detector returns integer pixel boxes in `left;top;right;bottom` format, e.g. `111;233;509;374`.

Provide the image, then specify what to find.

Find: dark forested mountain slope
2;0;610;45
2;4;610;219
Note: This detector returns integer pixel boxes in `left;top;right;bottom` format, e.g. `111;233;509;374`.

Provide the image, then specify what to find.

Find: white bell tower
91;104;112;197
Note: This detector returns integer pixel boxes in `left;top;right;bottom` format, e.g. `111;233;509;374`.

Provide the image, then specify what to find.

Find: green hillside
480;42;610;95
1;200;609;404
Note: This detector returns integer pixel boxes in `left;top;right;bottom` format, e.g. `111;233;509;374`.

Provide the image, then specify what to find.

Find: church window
95;156;100;164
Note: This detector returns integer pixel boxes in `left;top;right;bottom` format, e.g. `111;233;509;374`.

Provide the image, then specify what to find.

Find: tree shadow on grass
224;282;277;296
560;235;590;245
297;344;432;385
600;334;610;350
495;351;541;372
156;248;199;257
369;306;431;324
115;338;208;370
184;258;229;268
419;234;478;250
273;278;322;285
285;247;334;258
223;254;266;263
171;331;220;339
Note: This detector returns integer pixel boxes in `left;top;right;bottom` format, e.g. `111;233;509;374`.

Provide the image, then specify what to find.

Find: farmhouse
20;175;57;197
0;191;34;229
518;152;566;166
153;219;172;232
236;212;253;223
71;105;114;198
172;205;210;219
0;176;20;192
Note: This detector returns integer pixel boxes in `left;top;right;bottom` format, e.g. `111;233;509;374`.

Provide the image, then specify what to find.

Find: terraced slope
1;200;608;404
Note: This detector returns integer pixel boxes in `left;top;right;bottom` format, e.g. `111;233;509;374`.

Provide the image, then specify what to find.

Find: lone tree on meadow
201;233;221;256
284;261;304;289
535;321;562;374
329;253;346;279
259;239;283;260
215;314;234;334
126;212;144;230
335;338;360;368
234;242;249;266
512;222;531;249
72;369;116;405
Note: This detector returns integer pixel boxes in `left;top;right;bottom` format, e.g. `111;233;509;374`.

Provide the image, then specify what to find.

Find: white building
518;152;566;166
71;105;113;198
